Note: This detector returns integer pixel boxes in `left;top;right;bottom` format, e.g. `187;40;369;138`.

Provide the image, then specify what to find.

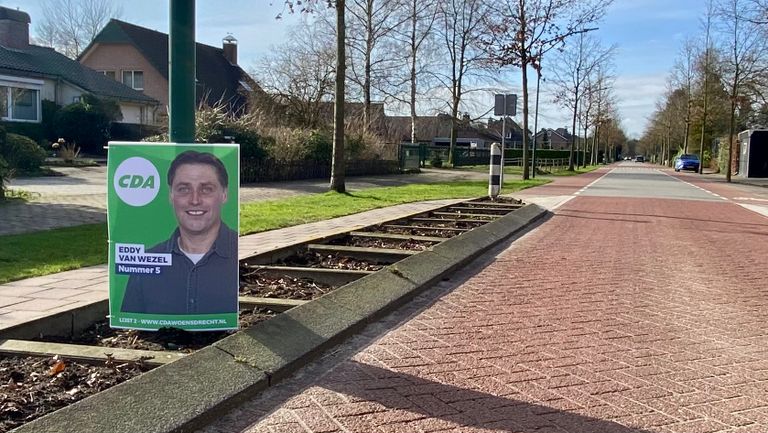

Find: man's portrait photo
120;150;238;315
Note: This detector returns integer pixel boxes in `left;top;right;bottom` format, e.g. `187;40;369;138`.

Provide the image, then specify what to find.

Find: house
0;6;157;128
79;19;261;117
534;128;572;150
384;114;516;150
486;117;531;148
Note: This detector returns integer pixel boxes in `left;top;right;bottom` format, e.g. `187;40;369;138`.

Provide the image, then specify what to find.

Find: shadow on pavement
320;360;655;433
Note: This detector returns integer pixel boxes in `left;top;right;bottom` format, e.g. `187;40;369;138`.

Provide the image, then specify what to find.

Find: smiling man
121;150;238;315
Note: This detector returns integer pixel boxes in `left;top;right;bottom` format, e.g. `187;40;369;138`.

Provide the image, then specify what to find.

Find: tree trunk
449;96;458;166
363;0;373;132
569;85;579;170
330;0;346;193
698;76;709;174
522;61;530;180
726;96;736;182
409;0;417;144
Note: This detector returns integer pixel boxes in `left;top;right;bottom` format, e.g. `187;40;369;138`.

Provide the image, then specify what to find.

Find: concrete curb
12;203;548;433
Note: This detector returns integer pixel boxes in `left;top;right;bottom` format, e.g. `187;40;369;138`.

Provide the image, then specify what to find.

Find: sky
4;0;709;138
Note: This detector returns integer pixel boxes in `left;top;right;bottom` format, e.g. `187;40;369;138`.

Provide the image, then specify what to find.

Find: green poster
107;142;239;331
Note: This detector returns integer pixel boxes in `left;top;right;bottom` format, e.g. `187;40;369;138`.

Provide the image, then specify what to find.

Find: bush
305;131;332;162
0;121;45;143
430;155;443;168
54;94;121;154
3;133;46;172
41;100;61;142
0;156;10;201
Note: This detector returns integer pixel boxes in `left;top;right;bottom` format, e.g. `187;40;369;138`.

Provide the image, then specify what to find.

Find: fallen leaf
48;360;66;376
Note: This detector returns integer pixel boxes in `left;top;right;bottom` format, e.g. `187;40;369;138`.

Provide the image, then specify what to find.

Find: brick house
535;128;573;150
0;7;157;127
78;19;261;120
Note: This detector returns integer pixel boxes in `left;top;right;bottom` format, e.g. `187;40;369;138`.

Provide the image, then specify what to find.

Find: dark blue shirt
121;223;238;315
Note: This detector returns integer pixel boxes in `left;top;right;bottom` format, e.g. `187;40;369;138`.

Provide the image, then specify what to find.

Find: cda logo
114;157;161;206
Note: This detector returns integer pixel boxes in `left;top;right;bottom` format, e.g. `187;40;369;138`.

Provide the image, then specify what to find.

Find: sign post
494;94;517;186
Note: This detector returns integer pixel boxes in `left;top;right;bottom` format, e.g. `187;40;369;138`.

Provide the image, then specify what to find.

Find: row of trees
277;0;621;191
641;0;768;181
35;0;626;191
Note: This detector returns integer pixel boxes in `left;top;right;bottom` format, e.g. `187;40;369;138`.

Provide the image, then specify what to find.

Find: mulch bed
0;355;151;433
276;251;386;272
240;269;335;300
328;236;437;251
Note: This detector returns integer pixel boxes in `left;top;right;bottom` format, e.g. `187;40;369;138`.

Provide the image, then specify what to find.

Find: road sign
494;94;517;116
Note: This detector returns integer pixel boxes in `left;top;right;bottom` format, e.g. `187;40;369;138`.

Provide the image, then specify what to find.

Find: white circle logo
114;157;161;206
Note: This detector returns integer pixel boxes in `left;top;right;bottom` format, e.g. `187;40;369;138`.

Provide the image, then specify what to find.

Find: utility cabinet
738;129;768;178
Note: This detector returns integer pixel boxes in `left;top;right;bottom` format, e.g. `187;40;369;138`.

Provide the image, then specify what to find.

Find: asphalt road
200;163;768;433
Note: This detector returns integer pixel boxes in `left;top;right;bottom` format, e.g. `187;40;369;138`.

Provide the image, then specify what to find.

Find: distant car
635;155;645;163
674;154;700;172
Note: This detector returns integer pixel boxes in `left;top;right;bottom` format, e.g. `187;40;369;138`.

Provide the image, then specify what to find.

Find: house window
100;70;116;80
0;85;41;122
122;70;144;90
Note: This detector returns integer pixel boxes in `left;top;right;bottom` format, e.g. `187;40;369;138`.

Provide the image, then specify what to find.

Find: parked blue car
674;154;700;172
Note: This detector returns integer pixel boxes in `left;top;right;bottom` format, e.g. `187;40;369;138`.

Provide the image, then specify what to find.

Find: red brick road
202;175;768;433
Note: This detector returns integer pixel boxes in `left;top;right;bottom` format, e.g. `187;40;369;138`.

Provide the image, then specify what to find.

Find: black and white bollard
489;142;502;200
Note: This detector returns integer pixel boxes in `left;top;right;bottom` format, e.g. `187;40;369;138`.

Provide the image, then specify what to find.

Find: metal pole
500;106;506;187
532;71;541;179
169;0;195;143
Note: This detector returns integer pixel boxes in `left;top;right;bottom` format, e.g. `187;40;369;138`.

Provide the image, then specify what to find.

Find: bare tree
484;0;613;179
671;38;698;154
282;0;347;192
345;0;410;131
398;0;440;144
717;0;768;181
697;0;716;173
435;0;493;166
550;32;615;170
253;21;336;128
35;0;122;58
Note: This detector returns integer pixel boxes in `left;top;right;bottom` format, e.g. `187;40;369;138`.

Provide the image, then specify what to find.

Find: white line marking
739;204;768;219
659;170;726;200
575;168;615;196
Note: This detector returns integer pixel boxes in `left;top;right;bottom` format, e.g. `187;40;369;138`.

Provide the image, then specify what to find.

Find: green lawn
0;224;108;284
0;179;547;284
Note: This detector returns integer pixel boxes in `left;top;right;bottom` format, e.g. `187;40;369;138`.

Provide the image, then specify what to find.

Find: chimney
222;34;237;65
0;6;30;49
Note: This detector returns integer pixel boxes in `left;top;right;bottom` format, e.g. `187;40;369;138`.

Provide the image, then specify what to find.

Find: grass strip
0;224;108;284
0;179;546;283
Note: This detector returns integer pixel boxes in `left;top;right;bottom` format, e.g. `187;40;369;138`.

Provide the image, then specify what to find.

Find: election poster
107;142;239;331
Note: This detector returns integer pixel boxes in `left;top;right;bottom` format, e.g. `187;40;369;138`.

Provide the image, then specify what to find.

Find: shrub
430;155;443;168
0;156;10;201
3;133;46;172
305;131;332;162
54;94;121;154
41;100;61;142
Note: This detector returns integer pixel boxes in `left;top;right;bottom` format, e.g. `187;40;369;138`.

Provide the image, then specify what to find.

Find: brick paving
201;190;768;432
